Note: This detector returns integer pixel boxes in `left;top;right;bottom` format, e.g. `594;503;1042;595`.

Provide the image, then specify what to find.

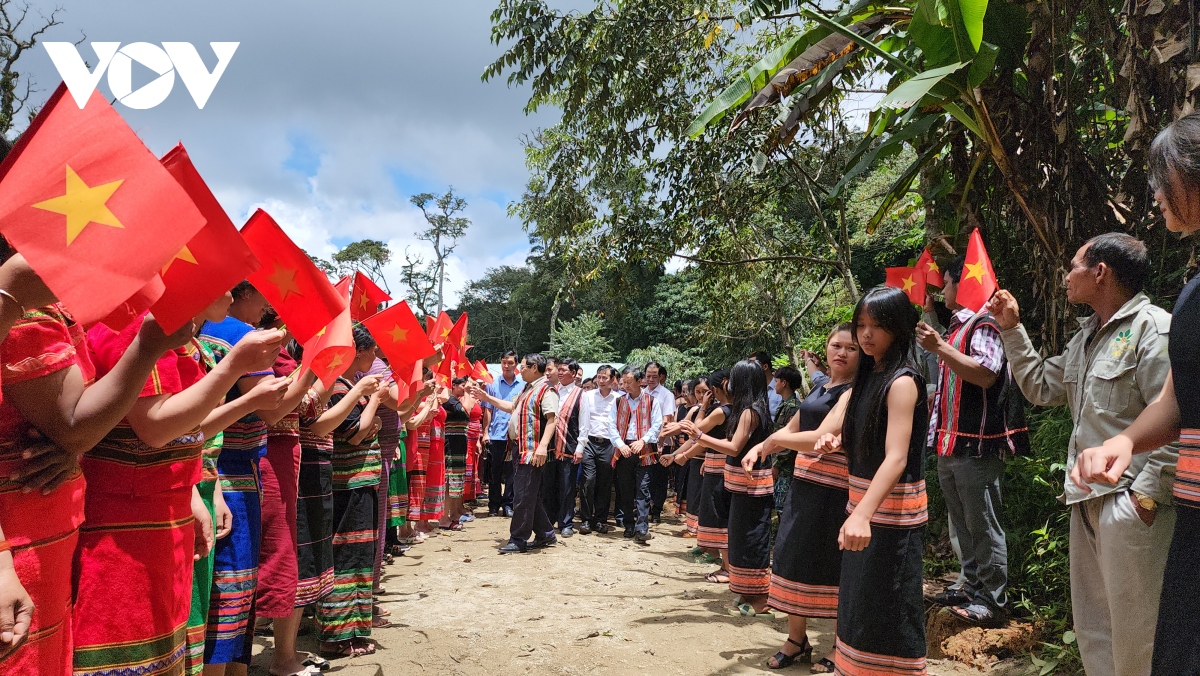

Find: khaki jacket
999;293;1176;505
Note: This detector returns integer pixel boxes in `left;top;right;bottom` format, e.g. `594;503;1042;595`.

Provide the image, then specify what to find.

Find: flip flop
728;603;777;620
302;654;330;670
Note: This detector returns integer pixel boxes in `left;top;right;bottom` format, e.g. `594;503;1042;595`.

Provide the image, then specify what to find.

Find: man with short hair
917;256;1027;627
643;361;677;524
988;233;1176;676
474;354;560;554
577;366;620;534
608;365;663;543
751;351;781;418
543;358;583;536
483;350;523;517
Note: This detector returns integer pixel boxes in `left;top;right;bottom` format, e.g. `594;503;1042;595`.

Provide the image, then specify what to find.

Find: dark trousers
650;463;669;520
509;461;554;546
487;440;514;513
615;456;652;536
542;455;579;530
579;437;614;527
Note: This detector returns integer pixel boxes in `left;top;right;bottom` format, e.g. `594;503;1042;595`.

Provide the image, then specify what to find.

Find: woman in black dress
692;370;733;583
1071;113;1200;674
742;323;858;671
758;287;928;674
686;361;774;615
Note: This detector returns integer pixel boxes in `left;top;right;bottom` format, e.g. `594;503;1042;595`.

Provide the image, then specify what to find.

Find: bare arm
917;321;999;389
312;377;381;439
349;391;384;446
768;393;850;454
695;409;757;457
256;370;317;426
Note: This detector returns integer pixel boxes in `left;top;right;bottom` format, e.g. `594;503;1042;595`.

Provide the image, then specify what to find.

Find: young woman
744;323;858;671
692;369;732;584
442;377;472;529
686;361;774;616
664;378;704;537
317;326;387;657
766;287;928;674
403;381;439;540
424;388;449;530
1070;113;1200;672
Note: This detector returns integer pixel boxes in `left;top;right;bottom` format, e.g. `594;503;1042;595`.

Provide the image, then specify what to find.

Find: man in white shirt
643;361;677;523
543;358;583;536
576;365;620;534
609;365;663;543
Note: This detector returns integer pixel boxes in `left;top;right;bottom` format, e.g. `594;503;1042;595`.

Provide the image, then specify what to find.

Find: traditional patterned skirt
388;441;408;527
421;437;446;521
185;480;217;675
295;446;334;607
0;471;84;676
256;434;301;619
315;484;378;642
1153;503;1200;673
406;440;427;524
373;459;391;588
684;457;703;534
205;449;261;665
696;454;729;550
445;436;467;499
73;487;193;676
835;524;927;675
727;492;773;596
768;478;847;618
465;430;480;501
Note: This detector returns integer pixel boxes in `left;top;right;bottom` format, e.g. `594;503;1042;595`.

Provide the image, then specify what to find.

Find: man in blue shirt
484;350;523;517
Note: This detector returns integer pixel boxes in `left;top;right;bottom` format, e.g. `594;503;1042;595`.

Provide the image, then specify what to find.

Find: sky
20;0;559;306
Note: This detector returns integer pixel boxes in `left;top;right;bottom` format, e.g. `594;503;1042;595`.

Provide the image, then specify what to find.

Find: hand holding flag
299;277;355;388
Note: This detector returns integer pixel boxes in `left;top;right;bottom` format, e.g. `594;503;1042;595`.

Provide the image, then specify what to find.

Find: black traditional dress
696;405;731;550
724;403;774;596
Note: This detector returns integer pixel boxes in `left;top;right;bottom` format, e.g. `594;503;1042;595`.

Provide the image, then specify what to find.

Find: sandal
302;654;330;671
704;569;730;584
319;640;369;658
949;603;1005;628
728;603;777;620
371;615;394;629
352;638;377;654
811;657;836;674
932;587;970;607
373;605;391;617
767;637;813;669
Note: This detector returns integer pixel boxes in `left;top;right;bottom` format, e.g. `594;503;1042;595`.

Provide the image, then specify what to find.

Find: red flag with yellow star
425;311;453;344
444;312;468;354
241;209;347;344
350;270;391;323
363;300;436;373
300;277;355;389
885;266;926;305
956;230;998;312
0;83;207;325
472;359;495;385
149;143;262;333
916;246;943;288
96;277;165;331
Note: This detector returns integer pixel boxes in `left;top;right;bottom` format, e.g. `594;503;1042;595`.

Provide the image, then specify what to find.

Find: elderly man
987;233;1176;676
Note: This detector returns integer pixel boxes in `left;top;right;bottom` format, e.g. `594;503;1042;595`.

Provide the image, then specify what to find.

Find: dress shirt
484;374;522;439
575;388;619;455
607;391;663;449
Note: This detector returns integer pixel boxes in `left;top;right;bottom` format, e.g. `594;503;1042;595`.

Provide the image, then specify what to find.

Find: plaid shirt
927;307;1004;448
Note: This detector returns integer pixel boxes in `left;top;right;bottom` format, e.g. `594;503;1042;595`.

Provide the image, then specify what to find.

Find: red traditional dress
406;414;429;524
420;406;447;521
256;350;302;618
74;320;207;676
0;305;92;676
464;401;483;501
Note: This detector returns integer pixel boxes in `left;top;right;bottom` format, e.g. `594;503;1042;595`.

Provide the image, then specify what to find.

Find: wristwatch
1133;491;1158;511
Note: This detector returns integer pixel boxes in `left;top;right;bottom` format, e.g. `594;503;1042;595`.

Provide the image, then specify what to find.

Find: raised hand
243;376;290;410
987;290;1021;331
138;313;196;353
813;433;841;454
227;328;286;373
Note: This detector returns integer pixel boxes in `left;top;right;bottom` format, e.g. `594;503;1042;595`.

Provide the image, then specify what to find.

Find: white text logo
44;42;239;110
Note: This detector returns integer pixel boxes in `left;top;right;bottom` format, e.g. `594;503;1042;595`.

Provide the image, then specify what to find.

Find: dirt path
251;507;1018;675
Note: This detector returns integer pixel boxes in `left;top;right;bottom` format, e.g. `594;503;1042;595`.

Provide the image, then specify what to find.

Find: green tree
549;312;617;362
329;239;392;290
411;188;470;313
625;344;707;381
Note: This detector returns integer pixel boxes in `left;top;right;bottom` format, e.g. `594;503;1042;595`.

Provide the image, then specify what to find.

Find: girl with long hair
689;370;733;583
762;287;929;674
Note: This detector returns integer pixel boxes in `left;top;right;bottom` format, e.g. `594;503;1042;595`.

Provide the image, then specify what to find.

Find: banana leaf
876;61;968;110
866;138;945;233
829;112;942;199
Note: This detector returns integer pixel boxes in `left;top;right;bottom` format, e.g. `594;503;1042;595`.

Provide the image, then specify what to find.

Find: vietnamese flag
425;311;453;344
916;247;944;288
351;270;391;323
0;83;207;325
472;359;494;385
300;277;355;389
957;230;998;312
97;277;164;331
241;209;347;344
445;312;468;353
885;266;926;305
149;143;261;333
363;300;436;372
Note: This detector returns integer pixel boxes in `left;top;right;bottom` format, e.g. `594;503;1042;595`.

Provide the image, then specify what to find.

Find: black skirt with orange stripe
726;491;773;596
768;477;847;618
697;453;729;550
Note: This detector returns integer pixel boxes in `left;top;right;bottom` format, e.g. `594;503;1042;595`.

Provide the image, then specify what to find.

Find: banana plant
690;0;1052;251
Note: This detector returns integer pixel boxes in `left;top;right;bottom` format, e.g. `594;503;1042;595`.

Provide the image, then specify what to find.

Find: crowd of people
1;116;1200;676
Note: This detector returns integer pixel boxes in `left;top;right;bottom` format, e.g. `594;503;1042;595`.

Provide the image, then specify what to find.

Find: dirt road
251;508;1018;675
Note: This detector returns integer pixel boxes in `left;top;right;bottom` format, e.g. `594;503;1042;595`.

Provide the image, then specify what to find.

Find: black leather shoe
502;507;514;518
531;535;557;549
578;524;592;535
596;524;610;534
624;528;634;539
498;541;527;554
560;526;575;538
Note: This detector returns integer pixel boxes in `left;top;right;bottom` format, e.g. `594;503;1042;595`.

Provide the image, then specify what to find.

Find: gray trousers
1070;491;1175;676
937;454;1008;611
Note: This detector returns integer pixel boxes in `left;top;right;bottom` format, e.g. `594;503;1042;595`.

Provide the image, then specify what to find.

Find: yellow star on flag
926;260;940;273
441;327;451;338
162;245;198;274
266;263;302;300
963;261;986;284
357;291;371;309
388;324;408;342
901;275;916;293
314;326;327;338
324;352;345;371
32;165;125;246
